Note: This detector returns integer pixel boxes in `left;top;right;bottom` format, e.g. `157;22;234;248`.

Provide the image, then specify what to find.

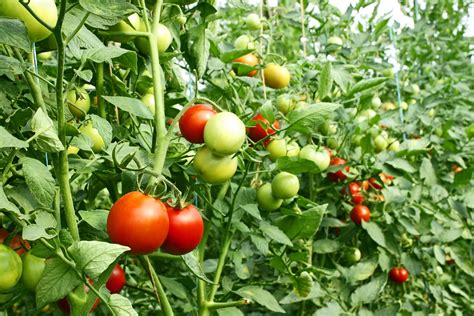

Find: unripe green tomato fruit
66;87;90;118
37;51;53;61
176;15;187;25
411;83;420;95
266;139;287;161
327;137;339;149
256;183;282;212
276;94;294;114
0;244;23;292
0;0;58;42
21;252;45;291
136;22;172;54
374;135;388;152
108;13;141;42
271;172;299;199
428;109;436;118
382;68;394;78
299;145;330;171
342;247;361;264
371;96;382;108
234;35;255;50
141;94;155;115
287;141;300;157
245;13;261;30
193;146;237;184
204;112;246;156
327;36;343;46
400;102;408;110
79;123;105;152
387;139;400;152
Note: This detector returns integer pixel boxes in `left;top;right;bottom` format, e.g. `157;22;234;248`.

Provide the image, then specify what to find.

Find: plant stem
207;299;249;310
143;256;174;316
55;0;80;241
97;62;106;118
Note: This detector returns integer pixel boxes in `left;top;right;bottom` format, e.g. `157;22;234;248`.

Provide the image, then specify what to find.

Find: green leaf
182;252;215;284
313;301;344;316
83;47;137;69
276;157;321;174
420;158;437;185
190;25;210;79
250;234;269;255
287;103;341;134
216;307;244;316
347;77;387;96
20;157;56;208
90;114;113;146
448;243;474;276
280;282;325;304
0;18;30;52
0;184;20;215
235;286;285;313
108;294;138;316
374;304;400;316
332;65;353;93
260;221;293;246
313;239;341;254
362;221;387;249
103;96;153;119
385;158;416;173
318;62;333;100
79;210;108;232
22;211;57;241
240;204;261;220
0;56;25;80
30;108;64;153
79;0;137;18
221;49;255;63
284;205;326;239
68;241;129;279
160;276;188;299
350;275;387;305
36;258;82;307
345;258;378;283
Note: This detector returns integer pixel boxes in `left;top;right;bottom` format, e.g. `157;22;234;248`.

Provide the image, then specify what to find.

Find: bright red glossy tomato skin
107;192;169;255
0;228;30;256
248;114;280;142
179;104;216;144
350;205;371;225
389;267;409;284
327;157;350;182
348;182;364;204
106;264;126;294
161;204;204;255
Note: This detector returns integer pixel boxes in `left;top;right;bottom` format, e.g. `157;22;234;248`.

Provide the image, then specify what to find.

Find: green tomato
361;109;377;120
21;252;45;291
141;94;155;115
342;247;361;264
234;35;255;50
66;87;90;118
245;13;261;30
327;36;343;46
37;51;53;61
136;22;172;54
108;13;141;42
299;145;330;171
427;109;436;118
400;101;408;110
352;134;363;146
266;138;287;161
271;172;299;199
371;96;382;109
287;141;300;157
193;146;237;184
374;135;388;152
67;146;80;155
0;244;22;292
410;83;420;95
327;137;339;149
204;112;246;156
382;68;394;79
387;139;400;152
256;183;282;212
319;121;337;136
79;123;105;153
176;15;187;25
0;0;58;42
276;94;294;114
465;124;474;139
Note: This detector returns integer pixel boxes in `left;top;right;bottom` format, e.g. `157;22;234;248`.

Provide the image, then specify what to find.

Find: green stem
97;62;106;118
143;256;174;316
55;0;80;241
207;299;249;310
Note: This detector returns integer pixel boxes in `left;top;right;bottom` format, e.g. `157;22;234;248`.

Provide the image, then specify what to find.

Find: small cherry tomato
389;267;409;284
106;264;126;294
350;205;371;225
327;157;350;182
248;114;280;143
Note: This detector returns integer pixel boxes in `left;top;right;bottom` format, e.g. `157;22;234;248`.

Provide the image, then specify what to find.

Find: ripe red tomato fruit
106;264;126;294
327;157;350;182
347;182;364;204
179;104;216;144
0;228;30;256
161;204;204;255
107;192;169;255
233;53;259;77
389;267;409;284
350;205;371;225
248;114;280;143
368;177;383;190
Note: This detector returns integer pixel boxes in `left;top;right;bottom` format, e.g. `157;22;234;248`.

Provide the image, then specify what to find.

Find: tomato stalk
97;62;106;118
141;256;174;316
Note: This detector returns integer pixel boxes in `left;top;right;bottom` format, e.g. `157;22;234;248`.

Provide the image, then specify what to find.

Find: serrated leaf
20;157;55;208
79;210;108;232
250;234;269;255
108;294;138;316
313;301;343;316
260;222;292;246
0;55;25;80
221;49;255;63
160;276;188;299
235;286;285;313
79;0;137;18
182;252;215;284
345;259;378;283
351;275;387;305
374;304;400;316
240;204;261;220
22;211;57;241
385;158;416;173
284;205;326;239
68;241;129;279
420;158;437;185
276;157;321;174
31;108;64;152
0;18;30;52
0;185;21;215
362;221;387;249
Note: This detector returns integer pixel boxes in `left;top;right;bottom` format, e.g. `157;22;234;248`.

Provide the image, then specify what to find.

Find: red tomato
389;267;409;284
179;104;216;144
327;157;350;182
0;228;30;256
161;204;204;255
233;53;259;77
106;264;126;294
350;205;371;225
361;180;369;191
248;114;280;143
348;182;364;204
107;192;169;255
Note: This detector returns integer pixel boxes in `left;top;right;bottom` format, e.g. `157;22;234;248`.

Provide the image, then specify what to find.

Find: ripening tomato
350;205;371;225
271;172;300;199
0;244;22;292
107;192;169;255
193;146;238;184
248;114;279;143
233;53;259;77
0;228;31;256
389;267;409;284
0;0;58;42
106;264;126;294
204;112;246;156
327;157;350;182
179;104;217;144
161;204;204;255
263;64;290;89
256;183;283;212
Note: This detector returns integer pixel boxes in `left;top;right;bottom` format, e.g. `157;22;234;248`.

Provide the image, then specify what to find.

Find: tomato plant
263;63;291;89
179;104;216;144
350;205;371;225
203;111;246;156
0;228;30;256
389;267;409;284
106;264;126;294
0;245;22;292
